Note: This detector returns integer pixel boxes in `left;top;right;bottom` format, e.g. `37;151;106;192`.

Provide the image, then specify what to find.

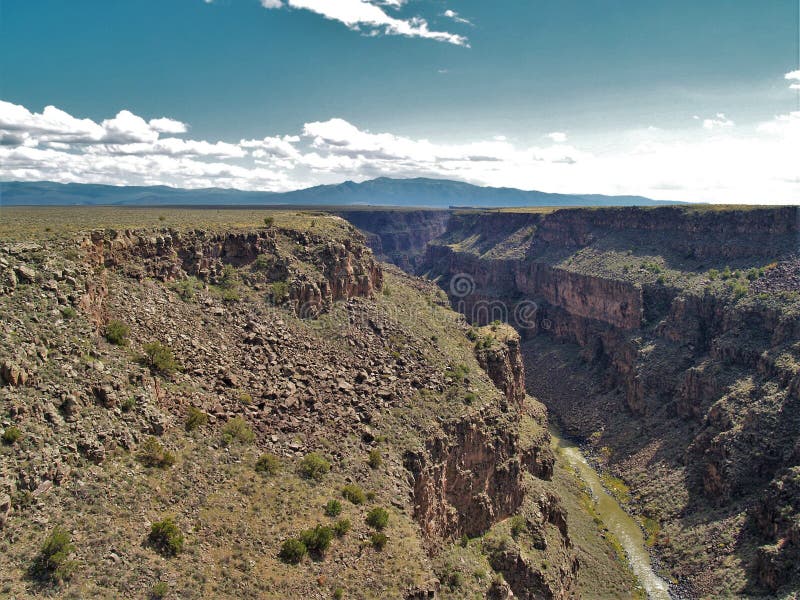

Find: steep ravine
342;205;800;598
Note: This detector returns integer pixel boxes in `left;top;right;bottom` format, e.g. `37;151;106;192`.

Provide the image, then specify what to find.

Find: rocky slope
0;210;579;599
418;206;800;598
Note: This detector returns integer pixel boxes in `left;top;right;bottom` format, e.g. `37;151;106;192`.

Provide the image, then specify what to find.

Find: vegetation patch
299;452;330;481
148;518;184;557
29;526;77;584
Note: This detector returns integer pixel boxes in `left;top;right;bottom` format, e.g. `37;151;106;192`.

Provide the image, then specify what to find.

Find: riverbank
549;426;671;599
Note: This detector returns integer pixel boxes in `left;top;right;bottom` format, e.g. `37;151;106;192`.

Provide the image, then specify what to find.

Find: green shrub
656;274;666;285
333;587;344;600
366;507;389;530
445;571;464;590
367;449;382;469
731;280;748;300
325;499;343;517
142;341;179;376
264;216;275;227
300;524;334;555
148;517;184;557
370;532;387;550
221;416;255;445
185;406;208;432
150;582;170;599
255;453;281;476
446;363;470;383
29;526;77;583
121;396;136;412
341;484;366;505
271;280;290;303
299;452;330;481
510;515;527;539
60;306;77;319
279;538;306;564
2;426;22;445
463;392;477;405
333;519;351;537
172;277;198;301
137;436;176;468
254;254;272;271
708;269;719;280
104;320;130;345
220;287;240;303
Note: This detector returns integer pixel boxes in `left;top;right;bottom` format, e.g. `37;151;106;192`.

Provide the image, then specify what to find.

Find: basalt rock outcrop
0;212;576;599
338;209;450;271
417;206;800;598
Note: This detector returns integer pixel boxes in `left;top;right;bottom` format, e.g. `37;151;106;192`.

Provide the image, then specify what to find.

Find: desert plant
29;526;77;583
150;582;170;599
367;449;382;469
252;454;280;477
333;519;351;537
333;587;344;599
271;280;290;303
300;524;334;555
263;216;275;227
2;426;22;445
121;396;136;412
370;532;388;550
221;416;254;445
185;406;208;432
137;436;176;468
172;277;198;301
142;341;179;376
104;320;130;345
510;515;527;539
325;499;343;517
253;254;272;270
366;507;389;530
60;306;77;319
148;518;184;557
299;452;330;481
279;538;306;564
341;484;366;505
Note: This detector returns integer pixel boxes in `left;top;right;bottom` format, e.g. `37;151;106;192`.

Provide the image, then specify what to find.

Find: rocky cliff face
0;212;577;599
81;226;382;318
339;209;450;271
418;206;800;597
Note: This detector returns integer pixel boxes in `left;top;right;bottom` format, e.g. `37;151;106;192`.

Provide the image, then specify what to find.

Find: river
549;427;672;600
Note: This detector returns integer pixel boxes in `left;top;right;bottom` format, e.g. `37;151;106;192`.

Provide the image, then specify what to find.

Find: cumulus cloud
694;113;734;130
149;117;188;134
786;69;800;90
261;0;468;46
0;94;798;203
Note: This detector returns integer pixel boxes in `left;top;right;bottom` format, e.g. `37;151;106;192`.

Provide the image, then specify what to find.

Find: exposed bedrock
415;206;800;596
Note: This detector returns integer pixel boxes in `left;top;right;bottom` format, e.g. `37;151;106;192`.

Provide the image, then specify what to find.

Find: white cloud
261;0;468;46
1;92;797;203
786;69;800;90
149;117;188;134
443;9;471;25
698;113;734;130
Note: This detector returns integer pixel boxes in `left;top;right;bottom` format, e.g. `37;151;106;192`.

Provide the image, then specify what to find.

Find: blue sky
1;0;798;203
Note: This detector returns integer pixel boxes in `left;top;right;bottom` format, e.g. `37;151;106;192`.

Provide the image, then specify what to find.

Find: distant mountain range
0;178;678;208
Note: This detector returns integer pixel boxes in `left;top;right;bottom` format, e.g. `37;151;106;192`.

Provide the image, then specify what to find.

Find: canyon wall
338;209;450;271
414;206;800;597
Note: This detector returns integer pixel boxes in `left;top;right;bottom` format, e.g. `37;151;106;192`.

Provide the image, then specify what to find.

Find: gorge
345;205;800;598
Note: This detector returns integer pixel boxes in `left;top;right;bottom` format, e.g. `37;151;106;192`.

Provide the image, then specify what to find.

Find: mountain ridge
0;178;679;208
